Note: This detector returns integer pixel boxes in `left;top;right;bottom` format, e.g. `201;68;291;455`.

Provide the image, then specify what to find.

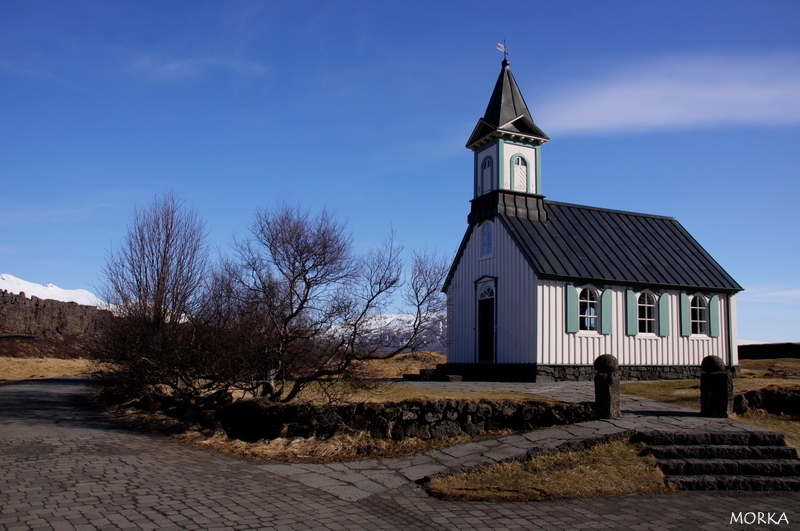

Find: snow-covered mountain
358;313;446;353
0;274;103;307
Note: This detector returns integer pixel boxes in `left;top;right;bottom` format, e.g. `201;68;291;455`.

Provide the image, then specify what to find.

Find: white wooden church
441;58;743;381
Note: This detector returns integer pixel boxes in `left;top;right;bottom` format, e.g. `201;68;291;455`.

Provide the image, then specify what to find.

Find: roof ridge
544;199;678;221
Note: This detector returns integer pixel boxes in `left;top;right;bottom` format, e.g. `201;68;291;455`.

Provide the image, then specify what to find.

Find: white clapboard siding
446;219;538;364
536;280;735;366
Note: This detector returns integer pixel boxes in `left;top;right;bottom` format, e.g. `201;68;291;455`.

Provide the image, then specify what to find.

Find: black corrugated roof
444;198;743;293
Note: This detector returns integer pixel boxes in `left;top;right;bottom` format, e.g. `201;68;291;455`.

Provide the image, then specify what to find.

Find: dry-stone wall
220;398;596;442
0;289;107;336
734;385;800;417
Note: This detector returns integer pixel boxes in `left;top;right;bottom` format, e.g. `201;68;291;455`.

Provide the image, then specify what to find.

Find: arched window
513;156;527;192
479;285;494;300
481;157;493;194
638;292;656;334
691;295;708;335
481;222;493;256
579;288;598;331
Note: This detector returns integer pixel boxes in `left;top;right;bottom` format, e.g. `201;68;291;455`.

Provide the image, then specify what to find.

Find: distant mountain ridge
0;274;446;353
0;274;103;307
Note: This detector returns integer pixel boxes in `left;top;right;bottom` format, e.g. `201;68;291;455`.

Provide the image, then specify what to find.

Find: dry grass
296;379;557;405
620;379;702;410
734;410;800;450
357;351;446;379
739;357;800;379
0;356;92;383
425;440;674;502
174;427;515;463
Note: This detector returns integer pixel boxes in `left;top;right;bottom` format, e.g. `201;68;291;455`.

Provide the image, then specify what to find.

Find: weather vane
496;40;508;60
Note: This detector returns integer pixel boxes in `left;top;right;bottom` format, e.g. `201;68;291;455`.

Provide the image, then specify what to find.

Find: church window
481;157;493;194
638;292;657;334
690;295;708;335
579;288;598;331
481;222;493;256
513;156;527;192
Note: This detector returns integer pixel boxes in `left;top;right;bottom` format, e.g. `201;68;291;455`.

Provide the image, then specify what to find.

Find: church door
477;285;495;362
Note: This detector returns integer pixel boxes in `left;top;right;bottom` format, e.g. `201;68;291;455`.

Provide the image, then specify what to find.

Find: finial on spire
496;40;508;62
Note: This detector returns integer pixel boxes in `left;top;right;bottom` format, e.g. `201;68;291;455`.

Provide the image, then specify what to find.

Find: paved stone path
2;378;799;530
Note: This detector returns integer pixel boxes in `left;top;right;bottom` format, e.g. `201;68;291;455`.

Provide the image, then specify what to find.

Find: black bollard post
594;354;621;419
700;355;733;418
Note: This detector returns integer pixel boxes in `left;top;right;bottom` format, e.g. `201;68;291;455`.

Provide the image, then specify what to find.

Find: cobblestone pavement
2;378;799;530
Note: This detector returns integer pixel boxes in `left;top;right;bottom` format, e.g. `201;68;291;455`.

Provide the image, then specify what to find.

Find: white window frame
691;295;708;335
578;287;599;332
637;291;657;335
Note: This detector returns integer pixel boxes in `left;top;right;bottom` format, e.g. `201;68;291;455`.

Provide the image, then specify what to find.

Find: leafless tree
94;197;446;405
94;191;211;397
224;204;447;402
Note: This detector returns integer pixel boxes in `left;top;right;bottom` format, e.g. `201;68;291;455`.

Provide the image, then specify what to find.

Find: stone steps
645;444;798;460
658;458;800;476
668;475;800;491
635;431;800;491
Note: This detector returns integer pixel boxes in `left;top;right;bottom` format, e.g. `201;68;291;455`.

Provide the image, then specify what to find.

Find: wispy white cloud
130;55;268;82
538;52;800;135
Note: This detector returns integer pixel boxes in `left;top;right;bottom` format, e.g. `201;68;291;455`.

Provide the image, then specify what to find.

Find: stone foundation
418;363;740;382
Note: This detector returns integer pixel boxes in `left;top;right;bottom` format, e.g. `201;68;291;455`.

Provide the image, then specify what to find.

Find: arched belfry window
579;288;598;331
513;156;528;192
481;221;493;256
481;157;493;194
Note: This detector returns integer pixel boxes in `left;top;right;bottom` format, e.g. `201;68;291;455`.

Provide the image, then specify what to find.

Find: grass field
0;356;92;383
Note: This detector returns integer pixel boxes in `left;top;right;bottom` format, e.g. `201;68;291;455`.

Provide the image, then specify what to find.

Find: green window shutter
709;295;720;337
658;294;670;337
626;290;638;336
566;284;578;333
600;290;613;335
680;293;691;337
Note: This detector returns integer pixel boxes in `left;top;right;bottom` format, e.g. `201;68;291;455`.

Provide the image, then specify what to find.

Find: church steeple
467;59;548;202
466;59;549;150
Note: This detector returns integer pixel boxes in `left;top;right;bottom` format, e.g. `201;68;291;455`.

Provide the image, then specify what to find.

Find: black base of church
407;363;739;382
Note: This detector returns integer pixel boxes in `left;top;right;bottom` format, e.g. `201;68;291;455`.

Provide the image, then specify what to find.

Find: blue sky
2;0;799;343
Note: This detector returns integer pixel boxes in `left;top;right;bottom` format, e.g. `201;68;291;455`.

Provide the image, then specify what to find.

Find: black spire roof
466;59;549;149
